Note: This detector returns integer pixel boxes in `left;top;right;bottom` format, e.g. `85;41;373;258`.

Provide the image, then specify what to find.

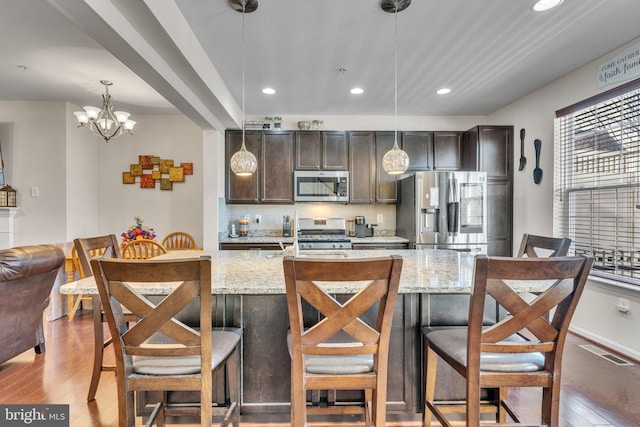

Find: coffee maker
354;216;373;238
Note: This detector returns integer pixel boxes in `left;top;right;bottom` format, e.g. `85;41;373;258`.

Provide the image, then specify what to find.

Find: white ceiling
2;0;640;129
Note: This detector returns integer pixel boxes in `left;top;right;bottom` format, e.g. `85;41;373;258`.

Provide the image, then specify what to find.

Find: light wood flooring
1;312;639;426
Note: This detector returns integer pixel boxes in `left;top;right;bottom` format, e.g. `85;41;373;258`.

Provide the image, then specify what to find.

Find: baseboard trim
569;327;640;364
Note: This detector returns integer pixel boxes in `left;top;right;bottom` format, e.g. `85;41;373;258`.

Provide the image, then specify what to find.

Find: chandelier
381;0;410;175
229;0;259;176
73;80;136;142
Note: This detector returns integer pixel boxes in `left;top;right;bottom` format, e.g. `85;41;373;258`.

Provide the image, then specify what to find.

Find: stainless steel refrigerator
396;171;488;253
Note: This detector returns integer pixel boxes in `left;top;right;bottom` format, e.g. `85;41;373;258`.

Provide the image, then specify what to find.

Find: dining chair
91;255;241;427
74;234;130;402
517;233;572;258
66;246;94;322
122;239;167;259
283;255;403;427
161;231;197;250
423;254;593;427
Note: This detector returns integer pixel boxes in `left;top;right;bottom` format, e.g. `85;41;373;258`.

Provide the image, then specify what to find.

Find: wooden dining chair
283;255;403;427
161;231;197;250
122;239;167;259
517;233;571;258
91;255;241;427
74;234;130;402
423;254;593;427
66;246;94;322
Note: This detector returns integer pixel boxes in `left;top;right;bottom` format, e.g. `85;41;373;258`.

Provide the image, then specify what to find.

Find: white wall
0;101;67;246
96;114;205;247
490;36;640;360
66;102;99;241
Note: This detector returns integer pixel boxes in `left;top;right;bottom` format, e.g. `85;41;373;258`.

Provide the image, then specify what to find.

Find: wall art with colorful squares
122;155;193;190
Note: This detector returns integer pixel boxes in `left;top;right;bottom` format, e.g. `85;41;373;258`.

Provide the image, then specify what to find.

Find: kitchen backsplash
218;198;396;238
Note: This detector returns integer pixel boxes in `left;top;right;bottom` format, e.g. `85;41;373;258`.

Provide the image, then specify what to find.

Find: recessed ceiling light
436;88;451;95
262;87;276;95
350;87;364;95
532;0;564;12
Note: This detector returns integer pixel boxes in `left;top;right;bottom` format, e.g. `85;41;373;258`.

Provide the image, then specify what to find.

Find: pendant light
381;0;410;175
229;0;259;176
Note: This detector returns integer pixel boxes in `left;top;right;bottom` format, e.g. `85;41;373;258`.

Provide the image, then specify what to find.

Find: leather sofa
0;245;65;365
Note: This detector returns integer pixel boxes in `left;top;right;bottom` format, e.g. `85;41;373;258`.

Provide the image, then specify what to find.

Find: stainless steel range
297;218;352;250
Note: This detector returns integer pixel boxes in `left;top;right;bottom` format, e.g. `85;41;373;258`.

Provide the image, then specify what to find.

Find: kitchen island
60;249;545;420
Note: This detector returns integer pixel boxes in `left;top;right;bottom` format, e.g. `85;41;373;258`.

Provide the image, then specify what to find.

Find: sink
297;250;349;259
263;250;349;259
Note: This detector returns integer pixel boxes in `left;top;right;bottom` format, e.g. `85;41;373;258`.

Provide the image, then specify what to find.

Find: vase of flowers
121;216;157;248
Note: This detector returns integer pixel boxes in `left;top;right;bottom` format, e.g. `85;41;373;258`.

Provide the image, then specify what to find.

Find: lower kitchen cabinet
138;292;487;418
219;242;284;251
352;242;409;250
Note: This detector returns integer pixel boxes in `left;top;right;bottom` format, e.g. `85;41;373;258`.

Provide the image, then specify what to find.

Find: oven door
294;171;348;202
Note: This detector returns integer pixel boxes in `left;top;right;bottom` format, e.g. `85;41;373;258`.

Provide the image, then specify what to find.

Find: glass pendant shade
381;1;410;175
382;140;410;174
229;1;258;176
230;140;258;176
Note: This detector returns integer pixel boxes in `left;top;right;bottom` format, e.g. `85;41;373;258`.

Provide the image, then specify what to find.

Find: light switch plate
377;214;383;223
31;186;39;197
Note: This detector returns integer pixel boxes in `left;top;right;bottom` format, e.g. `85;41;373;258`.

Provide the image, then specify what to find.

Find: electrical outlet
31;186;39;197
616;298;630;313
377;214;383;223
255;215;261;224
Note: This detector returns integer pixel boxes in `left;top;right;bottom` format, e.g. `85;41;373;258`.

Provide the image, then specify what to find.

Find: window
555;79;640;285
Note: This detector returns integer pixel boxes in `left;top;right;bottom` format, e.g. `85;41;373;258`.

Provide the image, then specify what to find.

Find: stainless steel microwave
294;171;349;202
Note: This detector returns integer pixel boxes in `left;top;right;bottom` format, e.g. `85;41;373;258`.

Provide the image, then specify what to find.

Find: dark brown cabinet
295;131;347;170
261;131;294;203
348;131;375;204
462;126;512;178
225;130;294;204
433;131;462;171
463;125;514;256
401;131;433;171
225;130;260;204
375;132;399;203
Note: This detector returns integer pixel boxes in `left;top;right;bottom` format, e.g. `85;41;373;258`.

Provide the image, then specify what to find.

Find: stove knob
332;243;338;249
307;243;313;249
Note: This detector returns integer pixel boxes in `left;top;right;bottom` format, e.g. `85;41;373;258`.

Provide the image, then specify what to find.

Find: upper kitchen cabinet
225;130;294;204
295;131;348;170
401;131;433;171
348;131;375;204
433;131;462;171
462;126;513;178
375;132;399;204
260;131;295;203
462;125;514;256
226;130;260;204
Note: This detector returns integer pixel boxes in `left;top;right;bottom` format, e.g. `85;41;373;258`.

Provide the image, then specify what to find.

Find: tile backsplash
219;199;396;238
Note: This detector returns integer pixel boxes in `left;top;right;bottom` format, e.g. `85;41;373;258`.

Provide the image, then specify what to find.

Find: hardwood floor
1;311;639;426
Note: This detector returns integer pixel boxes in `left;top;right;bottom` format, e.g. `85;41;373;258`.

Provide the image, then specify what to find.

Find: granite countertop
60;249;553;296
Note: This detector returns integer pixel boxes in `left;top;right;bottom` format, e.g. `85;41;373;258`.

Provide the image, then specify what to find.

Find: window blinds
555;87;640;284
